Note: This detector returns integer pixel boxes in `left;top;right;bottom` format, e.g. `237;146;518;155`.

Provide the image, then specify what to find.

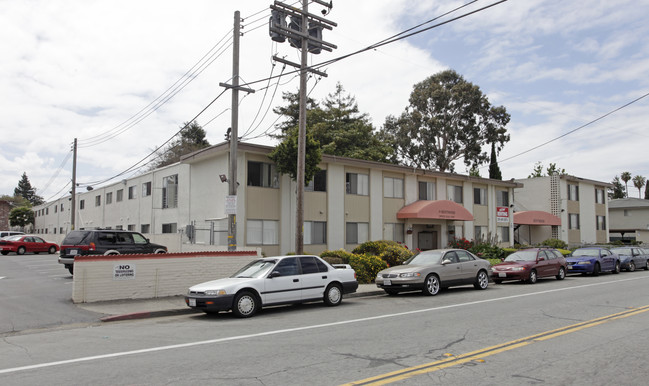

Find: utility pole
71;138;77;231
221;11;254;251
269;0;336;254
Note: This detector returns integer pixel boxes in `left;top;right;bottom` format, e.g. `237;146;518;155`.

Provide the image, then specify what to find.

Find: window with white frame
162;174;178;209
384;177;404;198
95;195;101;207
569;213;580;229
595;188;605;204
499;226;510;242
346;222;369;244
474;226;486;240
418;181;436;200
162;223;177;233
346;173;369;195
79;200;85;210
383;223;404;243
596;215;606;230
568;184;579;201
496;190;509;207
448;225;464;239
142;181;152;197
247;161;279;188
128;185;137;199
447;185;463;203
304;221;327;244
106;192;113;205
305;170;327;192
141;224;150;234
247;220;279;245
116;189;124;202
474;187;487;205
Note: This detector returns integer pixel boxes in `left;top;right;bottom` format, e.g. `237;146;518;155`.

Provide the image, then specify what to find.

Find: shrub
469;240;506;260
448;237;473;250
379;245;413;267
320;249;355;264
348;254;388;284
352;240;400;256
540;238;567;249
486;258;502;266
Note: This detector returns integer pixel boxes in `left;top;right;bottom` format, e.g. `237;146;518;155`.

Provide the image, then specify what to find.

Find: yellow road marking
342;304;649;386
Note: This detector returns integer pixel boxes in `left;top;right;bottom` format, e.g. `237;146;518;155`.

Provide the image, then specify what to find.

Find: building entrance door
418;231;437;250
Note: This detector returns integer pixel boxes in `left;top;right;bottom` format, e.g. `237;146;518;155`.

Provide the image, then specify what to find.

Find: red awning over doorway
397;200;473;221
513;211;561;226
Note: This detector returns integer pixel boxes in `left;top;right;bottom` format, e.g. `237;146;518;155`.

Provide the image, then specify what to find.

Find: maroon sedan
0;234;59;255
491;248;567;284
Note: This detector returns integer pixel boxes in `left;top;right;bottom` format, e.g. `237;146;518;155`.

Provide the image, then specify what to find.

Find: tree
546;163;565;176
268;127;322;185
9;206;34;230
528;162;544;178
380;70;510;172
621;171;632;197
645;183;649;200
151;121;210;169
14;172;43;206
608;176;625;199
632;175;646;198
488;143;502;180
528;162;566;178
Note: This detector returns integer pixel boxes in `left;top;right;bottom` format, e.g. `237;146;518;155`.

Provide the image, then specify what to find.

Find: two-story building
608;198;649;243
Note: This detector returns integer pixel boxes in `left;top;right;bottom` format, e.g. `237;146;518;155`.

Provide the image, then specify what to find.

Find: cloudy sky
1;0;648;202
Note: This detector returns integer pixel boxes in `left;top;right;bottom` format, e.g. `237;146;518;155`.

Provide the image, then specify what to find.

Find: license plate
567;266;573;270
498;272;507;277
69;249;78;256
383;280;392;286
189;298;196;307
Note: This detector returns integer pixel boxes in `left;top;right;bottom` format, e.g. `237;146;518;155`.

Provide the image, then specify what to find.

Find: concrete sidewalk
77;284;385;322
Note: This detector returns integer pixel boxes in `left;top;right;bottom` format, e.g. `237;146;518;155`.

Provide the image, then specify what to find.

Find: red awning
397;200;473;221
513;211;561;226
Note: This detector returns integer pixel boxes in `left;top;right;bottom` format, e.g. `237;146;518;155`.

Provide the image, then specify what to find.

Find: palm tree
632;175;646;198
621;171;632;197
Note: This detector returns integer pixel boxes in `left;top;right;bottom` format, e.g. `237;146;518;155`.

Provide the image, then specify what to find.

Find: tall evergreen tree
620;171;632;197
13;172;43;206
488;142;502;180
632;175;646;198
608;176;625;199
151;121;210;169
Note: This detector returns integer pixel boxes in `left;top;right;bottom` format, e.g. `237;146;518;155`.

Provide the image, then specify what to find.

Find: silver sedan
375;248;491;296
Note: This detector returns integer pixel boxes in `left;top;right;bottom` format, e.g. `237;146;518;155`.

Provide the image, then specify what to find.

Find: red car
491;248;567;284
0;234;59;255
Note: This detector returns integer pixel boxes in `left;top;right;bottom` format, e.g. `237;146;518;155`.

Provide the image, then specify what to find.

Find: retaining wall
72;250;261;303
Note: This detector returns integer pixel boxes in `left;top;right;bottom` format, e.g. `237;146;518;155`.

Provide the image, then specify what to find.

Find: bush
348;254;388;284
352;240;401;256
540;238;567;249
320;249;355;264
379;245;414;267
469;240;506;260
448;237;473;250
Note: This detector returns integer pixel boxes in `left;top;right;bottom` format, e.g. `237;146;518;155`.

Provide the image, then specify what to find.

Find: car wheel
17;246;26;255
232;291;258;318
527;270;537;284
324;283;343;306
628;261;636;272
645;260;649;271
613;261;621;274
473;270;489;290
556;267;566;280
384;289;400;296
48;246;57;254
592;263;601;276
422;274;440;296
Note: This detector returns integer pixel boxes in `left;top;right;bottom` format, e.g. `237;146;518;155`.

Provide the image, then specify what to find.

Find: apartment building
608;198;649;243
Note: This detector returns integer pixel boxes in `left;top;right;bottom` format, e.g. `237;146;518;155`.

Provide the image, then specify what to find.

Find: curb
100;288;385;322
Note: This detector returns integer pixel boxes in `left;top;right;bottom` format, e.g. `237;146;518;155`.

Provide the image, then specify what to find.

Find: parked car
0;234;58;255
0;231;25;239
375;248;491;296
566;247;620;275
611;247;649;272
58;229;167;274
491;248;567;284
185;255;358;318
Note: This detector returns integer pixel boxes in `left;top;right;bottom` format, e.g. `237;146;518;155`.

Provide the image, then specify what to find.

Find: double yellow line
343;304;649;385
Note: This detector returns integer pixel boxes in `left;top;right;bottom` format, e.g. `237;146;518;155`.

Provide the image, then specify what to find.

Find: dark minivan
58;230;167;274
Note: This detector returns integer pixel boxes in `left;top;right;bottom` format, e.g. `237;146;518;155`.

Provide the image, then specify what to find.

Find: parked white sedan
185;255;358;317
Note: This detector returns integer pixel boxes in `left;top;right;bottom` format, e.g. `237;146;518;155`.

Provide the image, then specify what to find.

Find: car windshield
232;259;277;278
612;248;632;255
504;250;538;262
572;249;600;257
406;251;443;265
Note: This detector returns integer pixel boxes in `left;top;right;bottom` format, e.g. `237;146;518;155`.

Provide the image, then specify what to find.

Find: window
115;225;123;230
247;220;279;245
162;174;178;209
142;182;152;197
499;226;510;242
275;257;299;276
304;221;327;244
106;192;113;205
474;187;487;205
247;161;279;188
60;203;64;211
79;200;85;210
568;184;579;201
474;226;486;240
54;205;57;213
59;227;63;234
569;213;580;230
128;185;137;199
95;195;101;207
447;185;463;203
595;188;605;204
418;181;436;200
141;224;150;234
346;173;369;195
162;223;177;233
383;223;404;243
624;210;630;217
299;256;324;274
127;224;136;231
497;190;509;207
597;215;606;230
116;189;124;202
305;170;327;192
448;225;464;239
384;177;404;198
346;222;369;244
456;250;475;262
46;208;49;215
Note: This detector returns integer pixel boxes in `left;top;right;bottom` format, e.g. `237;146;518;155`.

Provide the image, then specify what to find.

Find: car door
599;249;614;271
23;236;37;253
631;248;644;269
536;251;552;277
456;250;482;284
262;257;302;305
31;236;49;253
438;251;462;285
299;256;329;301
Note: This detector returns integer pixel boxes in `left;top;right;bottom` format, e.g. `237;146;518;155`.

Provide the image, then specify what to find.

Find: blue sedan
611;247;649;272
566;247;620;275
